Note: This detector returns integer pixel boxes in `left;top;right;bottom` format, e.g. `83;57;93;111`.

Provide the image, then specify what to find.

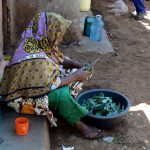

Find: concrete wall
0;0;3;57
38;0;82;43
8;0;82;47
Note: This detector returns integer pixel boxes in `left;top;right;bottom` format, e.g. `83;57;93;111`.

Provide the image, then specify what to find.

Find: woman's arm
62;56;84;69
58;67;91;88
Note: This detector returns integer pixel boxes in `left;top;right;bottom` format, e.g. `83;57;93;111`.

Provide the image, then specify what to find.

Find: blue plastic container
90;15;104;41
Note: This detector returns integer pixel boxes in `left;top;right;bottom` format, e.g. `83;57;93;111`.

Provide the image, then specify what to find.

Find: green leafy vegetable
82;93;125;116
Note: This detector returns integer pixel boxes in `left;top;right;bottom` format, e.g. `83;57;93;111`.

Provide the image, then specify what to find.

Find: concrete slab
0;108;50;150
78;11;114;54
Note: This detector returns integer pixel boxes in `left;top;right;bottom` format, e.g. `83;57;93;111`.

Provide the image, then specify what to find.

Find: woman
0;12;102;139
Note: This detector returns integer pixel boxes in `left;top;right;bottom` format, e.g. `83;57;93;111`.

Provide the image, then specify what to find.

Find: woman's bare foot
74;121;103;139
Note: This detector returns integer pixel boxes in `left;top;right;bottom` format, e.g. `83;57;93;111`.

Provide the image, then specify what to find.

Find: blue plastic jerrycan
83;16;94;37
90;15;104;41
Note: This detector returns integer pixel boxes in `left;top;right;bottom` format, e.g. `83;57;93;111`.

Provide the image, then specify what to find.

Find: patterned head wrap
21;12;72;64
46;12;72;46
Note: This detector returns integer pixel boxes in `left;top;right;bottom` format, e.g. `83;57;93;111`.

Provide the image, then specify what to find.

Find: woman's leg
48;86;87;125
48;86;103;139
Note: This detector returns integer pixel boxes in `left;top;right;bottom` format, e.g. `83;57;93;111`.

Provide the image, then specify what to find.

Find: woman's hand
58;67;93;88
73;67;92;82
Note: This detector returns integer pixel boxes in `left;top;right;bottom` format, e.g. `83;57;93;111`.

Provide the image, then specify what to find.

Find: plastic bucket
76;89;131;129
15;117;29;136
80;0;91;12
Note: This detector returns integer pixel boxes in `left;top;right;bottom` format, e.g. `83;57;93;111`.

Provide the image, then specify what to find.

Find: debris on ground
113;133;127;144
121;145;129;150
102;136;114;143
62;144;74;150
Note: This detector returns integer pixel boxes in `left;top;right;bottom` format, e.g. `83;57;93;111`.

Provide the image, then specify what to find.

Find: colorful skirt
7;68;87;126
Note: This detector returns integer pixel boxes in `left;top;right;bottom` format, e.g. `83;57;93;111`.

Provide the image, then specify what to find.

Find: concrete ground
0;105;50;150
79;12;114;54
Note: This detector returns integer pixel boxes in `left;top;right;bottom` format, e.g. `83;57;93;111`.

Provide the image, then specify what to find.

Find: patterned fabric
8;96;49;115
46;12;72;47
0;12;72;126
7;68;83;127
0;59;60;101
8;95;57;127
45;12;72;63
0;12;72;101
60;68;83;97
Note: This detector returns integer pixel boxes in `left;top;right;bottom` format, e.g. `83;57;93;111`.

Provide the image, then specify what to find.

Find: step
0;107;50;150
79;11;114;54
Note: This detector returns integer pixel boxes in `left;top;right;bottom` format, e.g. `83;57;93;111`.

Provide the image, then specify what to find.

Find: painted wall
8;0;82;48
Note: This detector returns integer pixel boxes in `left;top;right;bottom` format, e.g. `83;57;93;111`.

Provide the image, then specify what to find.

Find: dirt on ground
51;0;150;150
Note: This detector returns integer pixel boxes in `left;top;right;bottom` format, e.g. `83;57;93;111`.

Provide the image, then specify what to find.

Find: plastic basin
76;89;131;129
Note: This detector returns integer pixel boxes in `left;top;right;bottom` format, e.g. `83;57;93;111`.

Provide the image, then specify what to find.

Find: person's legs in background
132;0;146;20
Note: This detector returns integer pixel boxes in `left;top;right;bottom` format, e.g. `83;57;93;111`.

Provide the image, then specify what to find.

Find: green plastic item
83;16;93;37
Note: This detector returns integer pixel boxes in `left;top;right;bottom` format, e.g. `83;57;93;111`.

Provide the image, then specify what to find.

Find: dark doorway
2;0;10;54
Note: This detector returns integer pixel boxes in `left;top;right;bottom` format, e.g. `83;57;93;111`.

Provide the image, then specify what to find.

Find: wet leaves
82;93;124;116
